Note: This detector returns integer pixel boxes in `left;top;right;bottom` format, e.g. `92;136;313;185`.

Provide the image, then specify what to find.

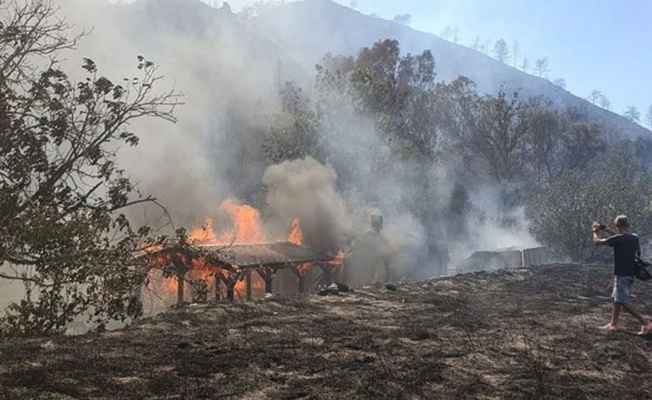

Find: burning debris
136;158;427;311
139;199;346;305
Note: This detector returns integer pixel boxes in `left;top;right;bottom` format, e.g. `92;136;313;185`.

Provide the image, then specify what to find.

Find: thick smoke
263;157;349;255
9;0;539;293
262;157;430;281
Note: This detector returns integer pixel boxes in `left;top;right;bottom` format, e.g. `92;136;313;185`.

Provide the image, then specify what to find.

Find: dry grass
2;264;652;399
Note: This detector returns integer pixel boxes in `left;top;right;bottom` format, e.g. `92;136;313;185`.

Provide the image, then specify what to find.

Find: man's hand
606;276;614;290
593;222;609;246
593;221;602;233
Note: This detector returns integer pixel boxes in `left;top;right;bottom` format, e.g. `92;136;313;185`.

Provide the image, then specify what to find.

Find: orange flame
145;200;344;299
150;200;270;299
285;218;311;275
189;200;267;245
287;218;303;245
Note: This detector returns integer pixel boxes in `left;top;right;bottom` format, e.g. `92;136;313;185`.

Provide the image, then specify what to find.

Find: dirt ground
2;264;652;399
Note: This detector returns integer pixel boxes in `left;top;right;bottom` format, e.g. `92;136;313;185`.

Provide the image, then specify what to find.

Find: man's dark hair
615;215;629;228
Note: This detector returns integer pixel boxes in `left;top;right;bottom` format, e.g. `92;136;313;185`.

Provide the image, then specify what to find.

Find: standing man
593;215;652;334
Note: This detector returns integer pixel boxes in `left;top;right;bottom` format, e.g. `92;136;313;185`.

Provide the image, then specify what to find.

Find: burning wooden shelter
140;241;340;303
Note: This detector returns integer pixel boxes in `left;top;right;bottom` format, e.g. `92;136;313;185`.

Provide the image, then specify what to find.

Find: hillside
2;264;652;399
249;0;650;138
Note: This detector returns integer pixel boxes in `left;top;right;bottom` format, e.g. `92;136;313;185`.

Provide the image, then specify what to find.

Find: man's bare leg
611;303;622;326
622;303;649;325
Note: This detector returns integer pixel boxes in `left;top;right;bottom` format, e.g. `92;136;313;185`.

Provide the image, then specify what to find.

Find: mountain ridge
248;0;649;138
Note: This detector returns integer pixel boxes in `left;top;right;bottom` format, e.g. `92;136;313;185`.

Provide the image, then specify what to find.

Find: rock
318;287;339;296
336;283;351;292
40;340;56;351
318;283;352;296
385;283;398;291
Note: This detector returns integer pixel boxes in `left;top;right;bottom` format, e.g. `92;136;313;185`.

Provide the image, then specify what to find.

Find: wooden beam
298;274;306;294
177;272;185;305
255;268;274;294
214;274;222;301
246;272;252;300
171;260;188;306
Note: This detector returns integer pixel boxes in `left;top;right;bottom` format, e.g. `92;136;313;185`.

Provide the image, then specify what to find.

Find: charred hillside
2;264;652;399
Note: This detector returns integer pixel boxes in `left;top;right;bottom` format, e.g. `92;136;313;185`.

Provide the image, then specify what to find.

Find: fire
148;200;270;300
329;249;346;269
188;218;217;245
143;199;345;301
140;243;163;254
189;200;266;245
287;218;303;245
285;218;312;275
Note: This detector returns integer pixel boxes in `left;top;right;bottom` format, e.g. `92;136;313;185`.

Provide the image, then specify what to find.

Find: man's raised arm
593;221;609;246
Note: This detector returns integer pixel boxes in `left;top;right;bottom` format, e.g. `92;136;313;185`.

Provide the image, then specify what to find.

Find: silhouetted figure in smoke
427;231;449;277
593;215;652;334
341;215;391;287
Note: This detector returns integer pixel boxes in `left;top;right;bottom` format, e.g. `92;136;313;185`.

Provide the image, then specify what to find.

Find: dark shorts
612;276;635;304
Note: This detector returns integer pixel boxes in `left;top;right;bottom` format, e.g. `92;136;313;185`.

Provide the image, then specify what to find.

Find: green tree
587;90;610;110
440;26;460;43
525;106;564;181
527;145;652;261
493;39;510;64
0;0;180;336
262;82;323;164
469;36;482;51
552;78;566;89
393;14;411;26
315;40;441;222
534;57;550;77
459;90;531;182
524;107;606;182
319;40;440;161
624;105;641;123
511;41;521;68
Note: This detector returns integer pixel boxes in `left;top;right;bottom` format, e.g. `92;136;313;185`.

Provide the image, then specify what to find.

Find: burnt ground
2;264;652;399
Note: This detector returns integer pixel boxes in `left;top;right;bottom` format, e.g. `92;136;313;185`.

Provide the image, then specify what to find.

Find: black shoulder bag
634;257;652;281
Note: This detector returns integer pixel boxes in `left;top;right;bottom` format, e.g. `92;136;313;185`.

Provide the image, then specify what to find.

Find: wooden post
226;276;235;301
264;276;273;294
246;272;252;300
298;274;305;294
177;271;185;305
226;283;235;301
256;268;274;294
319;263;333;286
214;274;222;301
172;260;188;306
290;266;306;293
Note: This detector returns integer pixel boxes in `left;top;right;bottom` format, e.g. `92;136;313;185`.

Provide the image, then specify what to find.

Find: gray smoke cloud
4;0;539;298
263;157;350;255
262;157;430;282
